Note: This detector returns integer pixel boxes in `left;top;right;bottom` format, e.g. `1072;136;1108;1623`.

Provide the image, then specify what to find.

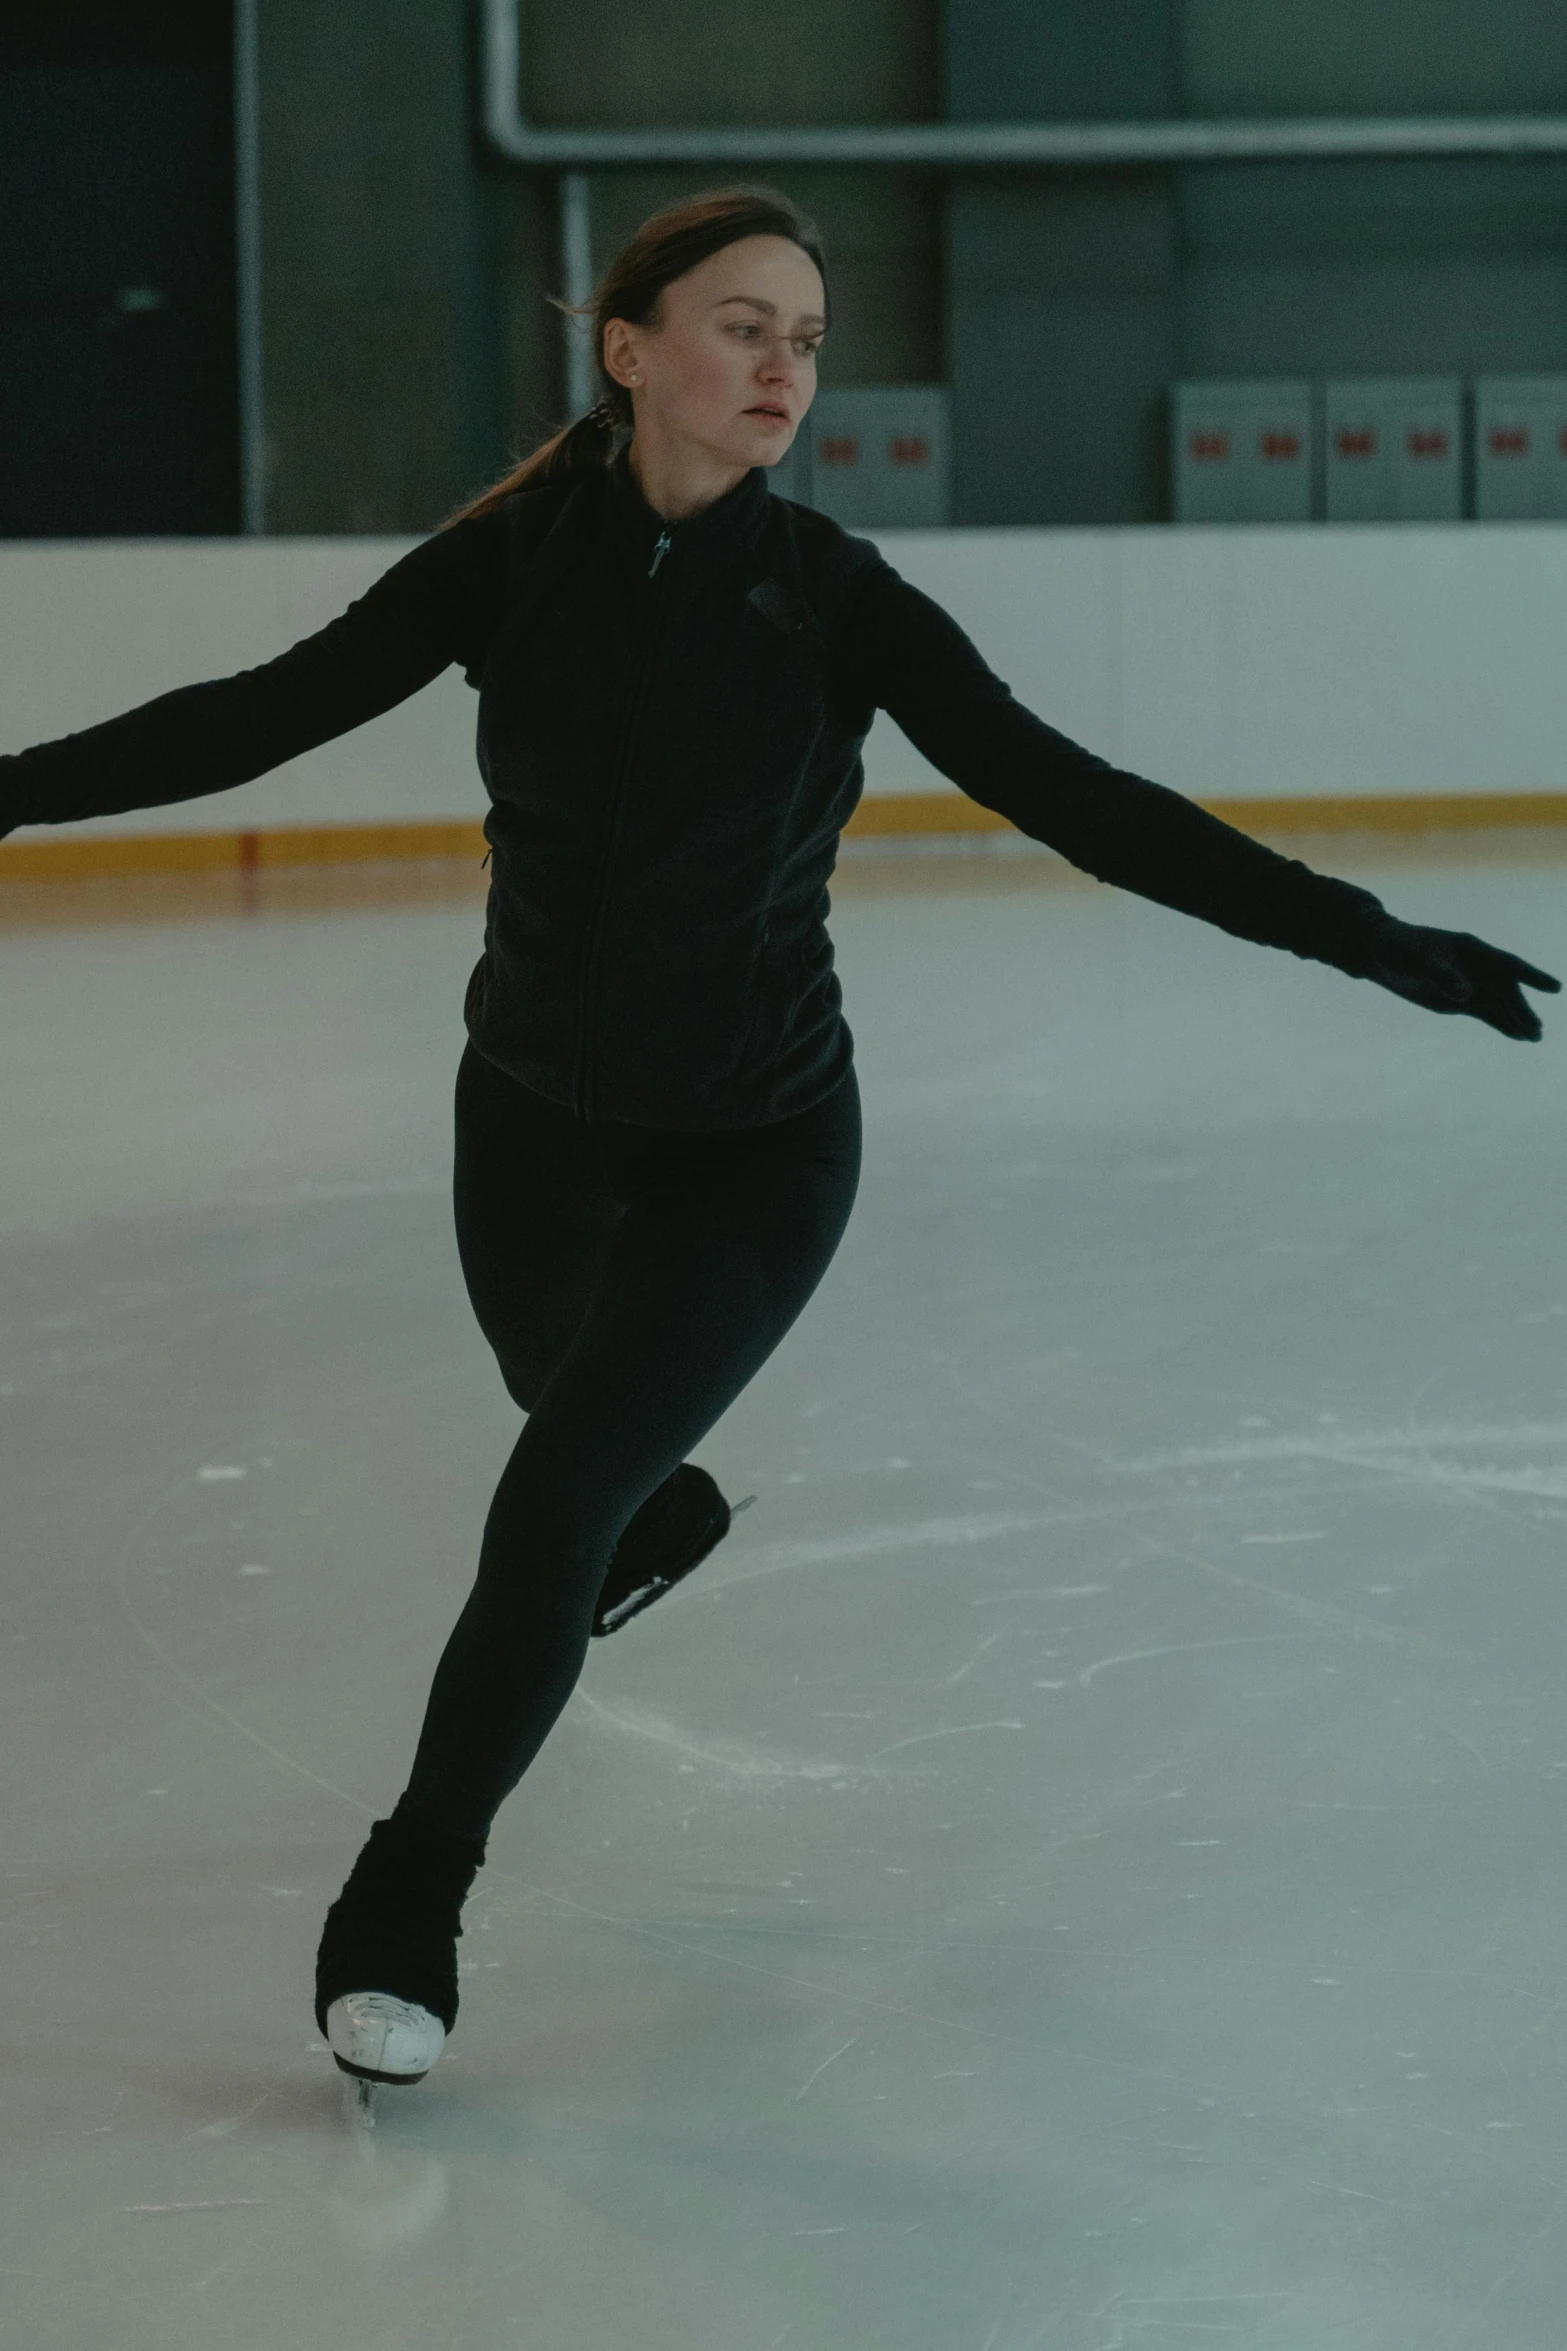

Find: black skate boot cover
314;1808;486;2038
592;1463;732;1637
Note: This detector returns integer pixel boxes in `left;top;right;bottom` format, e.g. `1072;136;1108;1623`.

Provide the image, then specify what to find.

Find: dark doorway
0;2;240;537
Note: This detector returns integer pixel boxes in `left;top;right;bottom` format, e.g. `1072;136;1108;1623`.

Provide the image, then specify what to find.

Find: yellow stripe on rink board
4;792;1567;883
1171;792;1567;836
843;791;1567;836
0;820;488;882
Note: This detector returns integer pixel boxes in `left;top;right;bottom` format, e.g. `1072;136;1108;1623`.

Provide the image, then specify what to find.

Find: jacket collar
604;442;771;568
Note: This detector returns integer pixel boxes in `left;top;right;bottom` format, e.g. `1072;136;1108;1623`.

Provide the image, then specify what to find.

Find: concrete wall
945;0;1182;529
1178;2;1567;423
255;0;503;533
943;0;1567;527
15;2;1567;542
521;0;943;392
253;0;944;537
5;523;1567;835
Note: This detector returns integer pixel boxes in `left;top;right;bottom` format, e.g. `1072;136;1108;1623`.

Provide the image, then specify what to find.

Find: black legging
395;1038;864;1844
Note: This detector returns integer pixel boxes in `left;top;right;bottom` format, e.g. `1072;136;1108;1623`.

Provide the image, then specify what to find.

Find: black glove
1346;912;1561;1041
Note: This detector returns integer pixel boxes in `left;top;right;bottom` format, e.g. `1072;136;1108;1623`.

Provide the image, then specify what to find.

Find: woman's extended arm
836;559;1559;1038
836;556;1390;968
0;505;509;836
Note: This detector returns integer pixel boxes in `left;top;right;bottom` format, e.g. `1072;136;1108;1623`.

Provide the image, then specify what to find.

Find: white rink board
4;522;1567;837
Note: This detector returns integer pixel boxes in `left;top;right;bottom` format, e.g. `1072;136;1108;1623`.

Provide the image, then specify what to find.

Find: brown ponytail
440;183;829;529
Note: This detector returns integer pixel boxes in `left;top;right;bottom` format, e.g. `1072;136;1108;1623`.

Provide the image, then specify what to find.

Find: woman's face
602;233;826;473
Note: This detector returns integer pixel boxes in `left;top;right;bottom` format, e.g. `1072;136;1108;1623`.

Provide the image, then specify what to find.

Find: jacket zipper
572;522;676;1119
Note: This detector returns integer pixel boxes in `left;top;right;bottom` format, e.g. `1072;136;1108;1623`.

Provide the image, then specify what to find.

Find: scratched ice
0;842;1564;2347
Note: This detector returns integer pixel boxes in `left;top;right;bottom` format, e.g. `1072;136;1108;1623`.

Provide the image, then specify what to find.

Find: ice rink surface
2;833;1567;2350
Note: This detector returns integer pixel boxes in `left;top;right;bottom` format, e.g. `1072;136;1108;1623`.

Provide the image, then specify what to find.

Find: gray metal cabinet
1172;381;1314;523
1475;377;1567;520
1323;379;1463;523
792;386;951;528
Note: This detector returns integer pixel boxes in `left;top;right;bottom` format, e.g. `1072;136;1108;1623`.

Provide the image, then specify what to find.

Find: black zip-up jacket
0;447;1390;1128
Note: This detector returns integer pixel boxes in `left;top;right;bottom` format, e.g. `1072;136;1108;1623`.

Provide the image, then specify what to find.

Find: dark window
0;2;239;537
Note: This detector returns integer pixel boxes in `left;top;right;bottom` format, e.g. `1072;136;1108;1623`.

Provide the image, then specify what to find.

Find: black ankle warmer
314;1808;487;2037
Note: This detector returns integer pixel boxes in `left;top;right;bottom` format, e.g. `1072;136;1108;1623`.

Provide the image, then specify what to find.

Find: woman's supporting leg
398;1058;863;1845
449;1040;623;1414
449;1039;697;1600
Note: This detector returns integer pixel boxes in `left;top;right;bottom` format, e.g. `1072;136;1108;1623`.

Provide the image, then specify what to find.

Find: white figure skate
326;1990;445;2087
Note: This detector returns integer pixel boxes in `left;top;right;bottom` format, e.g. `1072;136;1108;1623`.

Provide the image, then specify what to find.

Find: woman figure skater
0;186;1557;2092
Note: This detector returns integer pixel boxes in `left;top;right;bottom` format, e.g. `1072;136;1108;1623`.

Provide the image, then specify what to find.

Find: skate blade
332;2050;431;2087
595;1574;669;1635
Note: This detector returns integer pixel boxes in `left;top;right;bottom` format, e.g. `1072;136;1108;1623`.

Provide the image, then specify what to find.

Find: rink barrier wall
7;522;1567;882
4;790;1567;883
